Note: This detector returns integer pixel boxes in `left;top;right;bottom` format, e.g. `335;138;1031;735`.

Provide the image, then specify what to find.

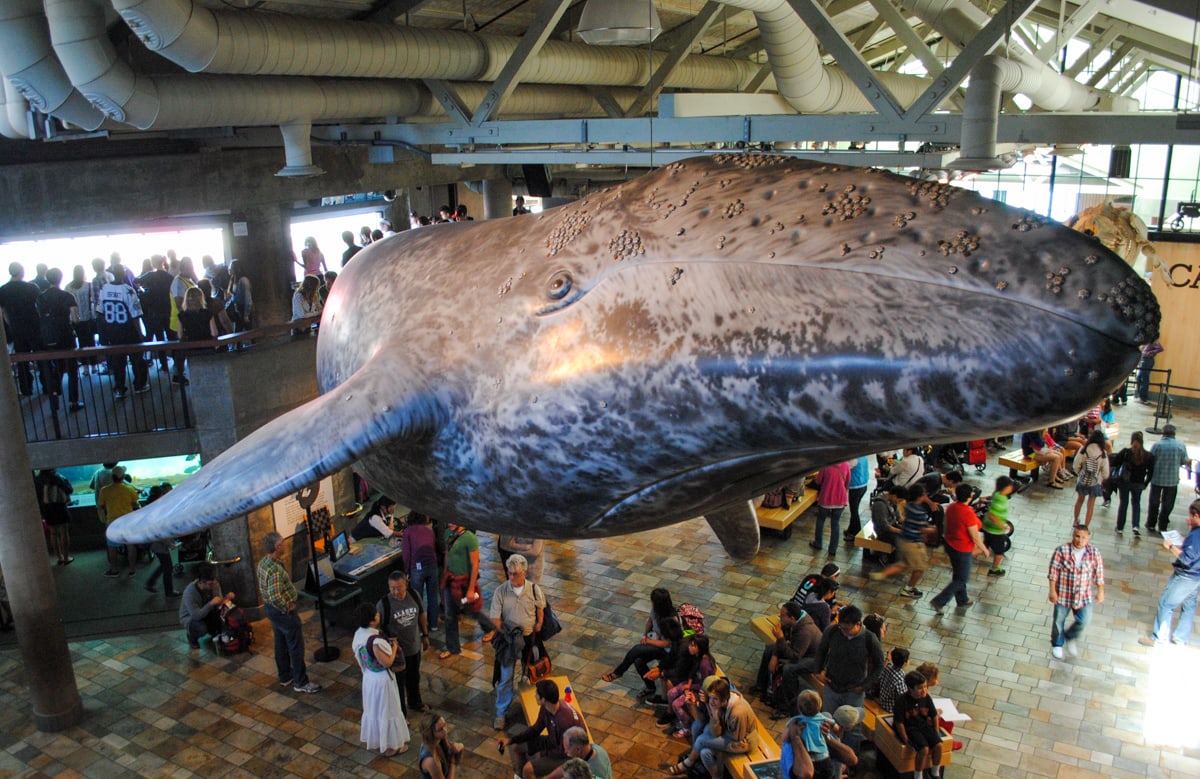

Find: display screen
330;531;350;561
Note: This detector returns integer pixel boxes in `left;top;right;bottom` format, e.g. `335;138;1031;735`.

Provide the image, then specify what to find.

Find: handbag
524;637;552;683
535;585;563;641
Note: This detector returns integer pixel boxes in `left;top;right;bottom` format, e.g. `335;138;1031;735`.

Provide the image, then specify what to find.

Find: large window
0;227;227;282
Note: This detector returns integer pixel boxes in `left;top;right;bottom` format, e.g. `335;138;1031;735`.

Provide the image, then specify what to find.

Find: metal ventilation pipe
951;56;1004;170
1;76;31;138
277;120;322;177
45;0;160;128
0;0;103;129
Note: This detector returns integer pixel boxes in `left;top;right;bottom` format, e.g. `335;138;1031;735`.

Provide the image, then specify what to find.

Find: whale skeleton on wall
108;154;1160;559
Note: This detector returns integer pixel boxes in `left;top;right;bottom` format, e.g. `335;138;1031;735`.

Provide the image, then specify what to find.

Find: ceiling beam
361;0;428;23
1086;41;1134;86
1115;61;1152;95
1032;0;1105;64
470;0;572;125
625;1;723;118
865;0;944;76
897;0;1041;123
422;79;471;125
850;18;887;51
1064;22;1126;78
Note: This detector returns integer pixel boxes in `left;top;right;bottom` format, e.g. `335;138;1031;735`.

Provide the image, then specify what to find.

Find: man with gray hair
490;553;546;730
1147;424;1193;534
257;531;320;693
555;726;611;779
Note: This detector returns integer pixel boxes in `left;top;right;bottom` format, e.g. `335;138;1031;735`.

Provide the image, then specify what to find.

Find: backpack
1079;451;1103;488
677;603;705;636
217;604;253;654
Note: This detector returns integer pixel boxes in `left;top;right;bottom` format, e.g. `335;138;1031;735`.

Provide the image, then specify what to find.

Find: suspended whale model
108;154;1159;558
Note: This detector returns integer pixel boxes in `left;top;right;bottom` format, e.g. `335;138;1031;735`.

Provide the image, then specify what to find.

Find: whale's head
108;155;1157;558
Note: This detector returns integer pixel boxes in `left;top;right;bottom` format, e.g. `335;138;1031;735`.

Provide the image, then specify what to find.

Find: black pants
396;650;423;713
614;644;667;691
1148;484;1179;531
844;485;868;536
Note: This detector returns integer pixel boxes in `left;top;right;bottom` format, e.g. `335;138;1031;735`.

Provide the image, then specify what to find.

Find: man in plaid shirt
1047;524;1105;660
257;532;320;693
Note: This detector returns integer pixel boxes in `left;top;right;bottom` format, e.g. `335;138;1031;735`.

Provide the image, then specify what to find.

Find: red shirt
943;501;981;553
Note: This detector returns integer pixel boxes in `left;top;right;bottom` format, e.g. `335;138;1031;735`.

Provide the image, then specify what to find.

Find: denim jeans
409;564;441;630
442;585;494;654
146;551;176;594
1153;574;1200;644
495;648;519;717
821;686;864;753
693;728;750;771
265;604;309;686
1051;602;1091;647
1116;485;1145;531
931;547;973;607
813;506;845;554
1148;485;1179;532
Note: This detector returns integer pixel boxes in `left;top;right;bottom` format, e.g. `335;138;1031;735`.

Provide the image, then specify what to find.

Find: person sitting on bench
1021;429;1066;488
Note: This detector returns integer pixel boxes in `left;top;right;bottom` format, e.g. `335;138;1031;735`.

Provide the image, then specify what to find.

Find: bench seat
871;713;952;776
517;675;591;741
855;525;894;555
756;488;818;538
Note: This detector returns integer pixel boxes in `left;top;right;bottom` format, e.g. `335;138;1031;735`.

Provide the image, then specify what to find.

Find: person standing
930;484;989;612
1112;430;1155;535
810;461;851;556
1136;340;1163;403
1140;500;1200;647
352;603;410;756
439;522;495;659
0;262;44;395
36;468;74;565
257;531;321;693
377;571;431;715
813;604;884;754
35;268;82;408
97;465;140;577
842;455;872;541
403;512;441;631
489;554;545;731
1047;524;1105;659
95;263;148;398
1147;425;1192;534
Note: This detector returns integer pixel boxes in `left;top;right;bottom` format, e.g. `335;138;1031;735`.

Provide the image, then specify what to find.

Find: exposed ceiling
3;0;1200;176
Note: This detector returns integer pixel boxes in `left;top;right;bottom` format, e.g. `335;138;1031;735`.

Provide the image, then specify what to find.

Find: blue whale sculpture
108;154;1159;558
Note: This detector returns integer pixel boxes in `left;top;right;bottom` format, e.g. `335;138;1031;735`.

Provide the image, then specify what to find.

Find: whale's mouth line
560;257;1143;348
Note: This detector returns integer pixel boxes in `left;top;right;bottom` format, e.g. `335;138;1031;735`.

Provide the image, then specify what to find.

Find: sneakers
171;375;190;385
493;716;507;730
103;569;119;578
1051;646;1065;659
133;384;150;395
1137;637;1162;647
293;682;321;694
930;601;944;613
113;388;127;399
1065;639;1079;657
809;541;823;551
1102;499;1111;508
900;587;922;598
987;568;1006;576
279;678;293;687
1115;528;1123;535
960;599;975;608
1133;527;1141;536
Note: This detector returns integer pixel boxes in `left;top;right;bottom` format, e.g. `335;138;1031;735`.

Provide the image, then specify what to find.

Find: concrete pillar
482;179;514;220
0;335;83;731
230;204;293;327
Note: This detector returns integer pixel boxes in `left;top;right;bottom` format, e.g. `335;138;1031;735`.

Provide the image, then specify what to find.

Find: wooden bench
756;488;818;539
871;713;952;777
517;675;591;741
724;714;782;779
854;523;894;556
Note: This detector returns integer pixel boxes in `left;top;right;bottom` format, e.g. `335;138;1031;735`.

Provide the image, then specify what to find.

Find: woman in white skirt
352;603;410;755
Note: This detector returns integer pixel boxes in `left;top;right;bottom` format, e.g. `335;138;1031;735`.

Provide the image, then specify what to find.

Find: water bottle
564;685;573;703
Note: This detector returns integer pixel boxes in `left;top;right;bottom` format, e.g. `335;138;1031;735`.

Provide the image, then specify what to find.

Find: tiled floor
2;399;1199;778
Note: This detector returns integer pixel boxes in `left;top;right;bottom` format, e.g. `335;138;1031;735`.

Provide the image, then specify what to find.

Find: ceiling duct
577;0;663;46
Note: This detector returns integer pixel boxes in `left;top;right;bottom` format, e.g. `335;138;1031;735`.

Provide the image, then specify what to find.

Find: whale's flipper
704;501;761;560
106;358;446;544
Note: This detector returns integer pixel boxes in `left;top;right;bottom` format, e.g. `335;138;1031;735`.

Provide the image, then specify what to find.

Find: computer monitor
312;556;336;585
330;531;349;562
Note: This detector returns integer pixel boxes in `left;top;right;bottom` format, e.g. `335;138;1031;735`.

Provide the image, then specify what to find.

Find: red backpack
677;603;705;636
217;604;254;654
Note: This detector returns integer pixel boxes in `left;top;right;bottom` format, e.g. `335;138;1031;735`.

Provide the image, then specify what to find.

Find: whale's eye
547;270;574;300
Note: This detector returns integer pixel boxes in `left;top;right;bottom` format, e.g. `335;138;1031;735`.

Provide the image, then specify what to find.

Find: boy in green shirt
983;476;1015;576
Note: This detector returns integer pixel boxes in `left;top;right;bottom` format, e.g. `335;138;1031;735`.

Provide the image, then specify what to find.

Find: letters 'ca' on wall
1149;241;1200;394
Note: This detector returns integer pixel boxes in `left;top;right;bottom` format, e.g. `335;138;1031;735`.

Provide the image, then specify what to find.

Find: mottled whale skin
108;154;1159;558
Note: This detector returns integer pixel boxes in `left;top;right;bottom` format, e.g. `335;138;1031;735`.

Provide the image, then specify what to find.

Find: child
982;476;1015;576
172;286;216;385
870;484;939;597
878;647;910;713
781;690;836;779
894;670;943;779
